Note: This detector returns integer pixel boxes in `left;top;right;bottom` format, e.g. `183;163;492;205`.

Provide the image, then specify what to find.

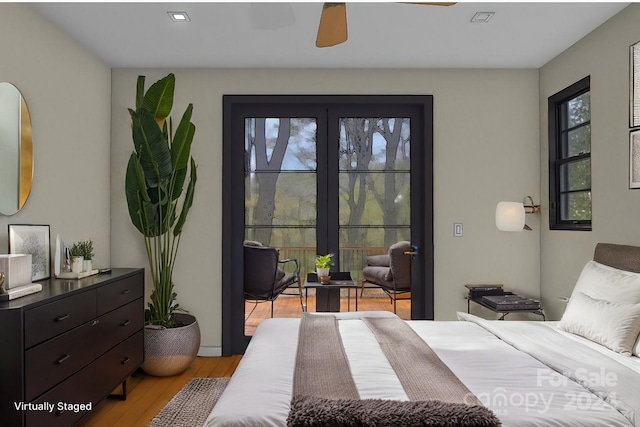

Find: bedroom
0;2;639;426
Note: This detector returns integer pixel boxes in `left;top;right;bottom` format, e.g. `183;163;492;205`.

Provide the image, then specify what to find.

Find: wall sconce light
495;196;541;231
522;195;541;214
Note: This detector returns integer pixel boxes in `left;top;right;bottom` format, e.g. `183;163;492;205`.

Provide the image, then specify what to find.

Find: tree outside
244;116;411;277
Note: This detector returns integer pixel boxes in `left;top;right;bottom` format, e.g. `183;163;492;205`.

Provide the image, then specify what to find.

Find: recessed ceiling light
168;11;190;22
470;12;494;23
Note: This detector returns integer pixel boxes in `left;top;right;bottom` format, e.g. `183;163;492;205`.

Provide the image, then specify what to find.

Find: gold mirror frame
0;82;33;215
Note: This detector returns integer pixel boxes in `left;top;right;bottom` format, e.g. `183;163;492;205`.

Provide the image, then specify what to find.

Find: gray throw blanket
287;314;501;427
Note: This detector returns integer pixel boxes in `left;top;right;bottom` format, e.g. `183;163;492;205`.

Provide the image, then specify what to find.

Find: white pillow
558;292;640;356
571;260;640;304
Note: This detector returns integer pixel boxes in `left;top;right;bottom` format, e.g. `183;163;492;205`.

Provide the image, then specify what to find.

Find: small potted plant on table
315;253;334;284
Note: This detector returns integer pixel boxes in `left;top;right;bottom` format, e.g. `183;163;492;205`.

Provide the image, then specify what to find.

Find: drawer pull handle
55;314;70;322
92;319;100;326
121;320;131;326
57;354;71;364
122;357;130;365
121;289;131;295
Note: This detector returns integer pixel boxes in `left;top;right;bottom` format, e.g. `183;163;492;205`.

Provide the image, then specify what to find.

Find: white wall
0;4;111;268
111;68;540;354
539;4;640;320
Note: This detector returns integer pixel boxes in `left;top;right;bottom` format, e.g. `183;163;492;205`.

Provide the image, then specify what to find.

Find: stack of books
481;294;541;311
464;284;505;299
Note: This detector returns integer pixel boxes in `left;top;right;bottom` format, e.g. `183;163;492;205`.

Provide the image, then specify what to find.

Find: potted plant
78;240;94;272
125;73;200;377
69;242;84;273
315;253;334;283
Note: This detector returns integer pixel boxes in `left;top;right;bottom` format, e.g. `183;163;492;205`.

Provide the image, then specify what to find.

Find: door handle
404;245;419;258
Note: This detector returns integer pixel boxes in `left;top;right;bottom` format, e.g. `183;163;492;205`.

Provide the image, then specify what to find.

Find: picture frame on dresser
8;224;51;281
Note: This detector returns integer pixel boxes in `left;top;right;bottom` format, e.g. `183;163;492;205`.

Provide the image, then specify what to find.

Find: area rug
148;377;230;427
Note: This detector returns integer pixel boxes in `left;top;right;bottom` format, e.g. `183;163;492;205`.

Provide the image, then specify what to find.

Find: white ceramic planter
316;267;330;278
71;256;84;273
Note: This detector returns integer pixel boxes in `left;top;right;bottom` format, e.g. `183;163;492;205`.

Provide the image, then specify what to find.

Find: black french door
222;95;433;355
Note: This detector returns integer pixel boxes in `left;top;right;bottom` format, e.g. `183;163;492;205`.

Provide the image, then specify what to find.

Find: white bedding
206;312;640;427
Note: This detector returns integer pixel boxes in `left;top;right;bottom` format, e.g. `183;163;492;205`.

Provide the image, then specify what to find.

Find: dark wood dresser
0;268;144;427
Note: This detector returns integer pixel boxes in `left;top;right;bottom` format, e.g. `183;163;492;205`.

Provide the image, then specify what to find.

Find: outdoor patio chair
243;241;303;318
361;240;411;314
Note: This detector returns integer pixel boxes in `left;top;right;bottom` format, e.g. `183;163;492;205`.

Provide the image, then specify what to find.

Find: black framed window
548;76;591;230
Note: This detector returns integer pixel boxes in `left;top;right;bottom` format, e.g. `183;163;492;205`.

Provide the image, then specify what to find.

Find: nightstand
465;285;545;320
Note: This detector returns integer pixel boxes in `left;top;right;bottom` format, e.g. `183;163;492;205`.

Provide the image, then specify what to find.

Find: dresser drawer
26;362;96;427
94;297;144;356
25;321;97;401
24;290;96;348
96;273;143;315
94;330;144;400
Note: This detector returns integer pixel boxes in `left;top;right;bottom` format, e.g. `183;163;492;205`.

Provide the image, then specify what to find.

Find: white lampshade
495;202;525;231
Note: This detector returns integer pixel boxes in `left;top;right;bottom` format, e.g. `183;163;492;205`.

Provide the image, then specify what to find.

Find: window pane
339;117;410;171
560;158;591;192
338;172;410;226
338;227;410;282
567;92;590;128
244;228;316;276
245;117;317;171
562;124;591;157
561;191;592;221
246;172;317;227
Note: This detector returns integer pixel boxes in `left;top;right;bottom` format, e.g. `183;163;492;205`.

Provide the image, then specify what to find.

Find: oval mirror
0;82;33;215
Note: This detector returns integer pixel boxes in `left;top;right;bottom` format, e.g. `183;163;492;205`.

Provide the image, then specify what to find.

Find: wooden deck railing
277;246;387;283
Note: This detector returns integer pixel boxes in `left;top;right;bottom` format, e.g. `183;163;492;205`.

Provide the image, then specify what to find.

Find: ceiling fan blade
315;3;348;48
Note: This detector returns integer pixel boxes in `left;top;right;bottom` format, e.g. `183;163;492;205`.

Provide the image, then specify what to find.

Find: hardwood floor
78;356;241;427
81;292;408;426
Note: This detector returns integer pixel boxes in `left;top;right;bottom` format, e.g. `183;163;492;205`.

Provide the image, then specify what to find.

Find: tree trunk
342;118;373;268
380;118;402;248
250;118;291;245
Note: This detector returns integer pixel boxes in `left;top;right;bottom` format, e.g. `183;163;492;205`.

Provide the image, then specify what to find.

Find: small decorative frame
630;130;640;189
631;41;640;128
8;224;51;281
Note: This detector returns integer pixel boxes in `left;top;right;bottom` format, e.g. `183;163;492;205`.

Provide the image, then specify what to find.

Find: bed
206;243;640;427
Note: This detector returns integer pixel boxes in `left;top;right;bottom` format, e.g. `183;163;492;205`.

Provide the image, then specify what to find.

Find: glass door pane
244;118;317;334
337;117;411;286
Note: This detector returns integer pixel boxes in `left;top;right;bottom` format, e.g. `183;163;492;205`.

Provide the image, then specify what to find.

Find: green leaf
142;73;175;120
171;167;187;201
139;198;161;237
130;108;172;187
174;158;197;236
125;154;145;234
171;104;195;171
136;76;145;110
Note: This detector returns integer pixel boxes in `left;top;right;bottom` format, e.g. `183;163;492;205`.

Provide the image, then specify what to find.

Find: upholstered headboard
593;243;640;273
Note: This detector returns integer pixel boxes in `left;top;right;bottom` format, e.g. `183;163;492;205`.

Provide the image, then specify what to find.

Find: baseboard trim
197;346;222;357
